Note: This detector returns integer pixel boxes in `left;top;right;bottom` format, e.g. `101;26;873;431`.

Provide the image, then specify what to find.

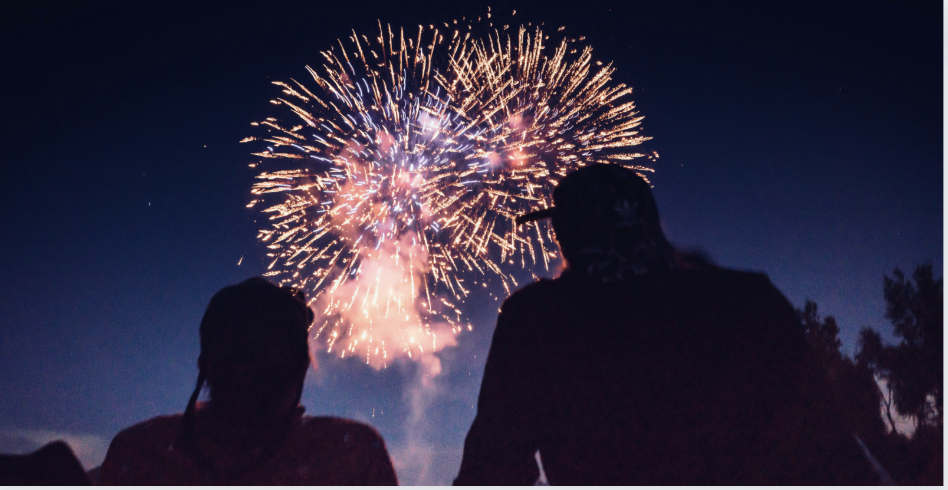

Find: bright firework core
245;11;656;368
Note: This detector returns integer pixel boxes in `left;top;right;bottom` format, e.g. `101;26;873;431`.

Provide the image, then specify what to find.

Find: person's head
522;164;678;282
185;277;314;428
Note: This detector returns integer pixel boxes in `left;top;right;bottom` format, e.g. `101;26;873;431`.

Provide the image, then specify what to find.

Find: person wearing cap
454;164;876;485
99;278;398;485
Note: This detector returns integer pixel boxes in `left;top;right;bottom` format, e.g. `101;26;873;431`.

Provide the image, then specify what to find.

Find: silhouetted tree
791;265;944;485
858;263;943;429
798;300;843;360
854;263;943;485
796;301;886;447
856;328;899;432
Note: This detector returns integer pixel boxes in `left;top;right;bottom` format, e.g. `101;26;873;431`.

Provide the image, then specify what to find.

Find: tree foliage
798;300;843;360
800;263;943;484
796;300;885;442
857;263;943;428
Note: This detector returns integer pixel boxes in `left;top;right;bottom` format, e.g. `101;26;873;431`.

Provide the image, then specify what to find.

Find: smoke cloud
309;231;460;369
389;352;445;484
306;230;464;484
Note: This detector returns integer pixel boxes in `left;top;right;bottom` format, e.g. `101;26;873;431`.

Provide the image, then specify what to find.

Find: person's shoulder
100;414;183;484
499;277;561;313
113;413;182;440
300;415;382;433
683;266;772;285
675;267;783;298
298;416;387;449
508;276;559;298
296;416;397;485
717;268;789;302
108;414;182;454
686;267;803;344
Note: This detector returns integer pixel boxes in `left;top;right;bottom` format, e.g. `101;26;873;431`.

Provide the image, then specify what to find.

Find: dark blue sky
0;0;941;484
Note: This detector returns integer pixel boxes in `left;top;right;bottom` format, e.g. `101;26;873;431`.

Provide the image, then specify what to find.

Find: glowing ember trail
244;9;656;368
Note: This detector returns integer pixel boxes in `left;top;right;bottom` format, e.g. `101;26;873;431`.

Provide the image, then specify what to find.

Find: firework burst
244;10;655;367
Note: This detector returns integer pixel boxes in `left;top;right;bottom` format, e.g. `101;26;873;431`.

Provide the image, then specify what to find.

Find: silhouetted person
454;164;876;485
0;440;91;485
99;278;398;485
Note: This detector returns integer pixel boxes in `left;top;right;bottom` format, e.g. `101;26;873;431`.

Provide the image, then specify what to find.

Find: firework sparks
245;12;654;368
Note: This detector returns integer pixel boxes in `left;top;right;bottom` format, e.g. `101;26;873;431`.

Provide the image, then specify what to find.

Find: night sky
0;0;941;484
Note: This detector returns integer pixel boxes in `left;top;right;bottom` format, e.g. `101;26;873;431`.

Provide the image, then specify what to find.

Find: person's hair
182;278;314;439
